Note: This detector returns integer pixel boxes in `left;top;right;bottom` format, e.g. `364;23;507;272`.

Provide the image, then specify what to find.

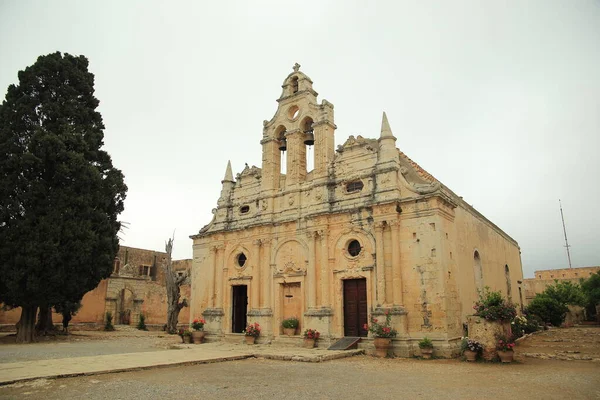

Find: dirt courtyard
0;326;598;399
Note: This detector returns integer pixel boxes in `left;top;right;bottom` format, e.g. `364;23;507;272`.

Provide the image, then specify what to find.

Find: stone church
190;64;524;356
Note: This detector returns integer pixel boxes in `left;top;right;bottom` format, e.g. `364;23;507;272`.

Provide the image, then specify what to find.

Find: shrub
364;311;397;338
511;315;541;337
526;295;568;327
473;287;517;321
581;271;600;320
303;328;320;340
418;337;433;349
104;312;115;331
282;317;299;329
496;334;516;352
460;337;483;353
243;322;261;337
137;314;148;331
543;281;587;307
191;318;206;331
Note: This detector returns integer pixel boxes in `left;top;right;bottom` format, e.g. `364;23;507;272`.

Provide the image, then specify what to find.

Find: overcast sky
1;0;598;278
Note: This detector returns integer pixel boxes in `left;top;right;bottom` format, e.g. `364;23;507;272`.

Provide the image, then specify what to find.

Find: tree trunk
35;306;54;335
62;312;72;334
16;305;38;343
164;237;188;334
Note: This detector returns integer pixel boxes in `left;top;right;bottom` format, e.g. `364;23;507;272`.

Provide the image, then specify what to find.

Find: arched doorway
119;288;134;325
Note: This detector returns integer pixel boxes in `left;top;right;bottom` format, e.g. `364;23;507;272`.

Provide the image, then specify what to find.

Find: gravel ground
0;356;598;400
0;328;180;363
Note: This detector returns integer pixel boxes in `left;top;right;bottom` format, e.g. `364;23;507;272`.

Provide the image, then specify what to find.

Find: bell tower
261;63;336;193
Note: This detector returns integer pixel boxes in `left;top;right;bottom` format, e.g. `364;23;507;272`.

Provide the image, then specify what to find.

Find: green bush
544;281;587;307
418;337;433;349
581;271;600;320
282;317;299;329
511;315;541;337
526;295;568;327
104;311;115;331
137;313;148;331
473;287;517;321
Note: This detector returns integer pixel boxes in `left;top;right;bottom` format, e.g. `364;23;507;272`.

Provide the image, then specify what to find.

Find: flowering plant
364;312;397;338
473;287;517;321
243;322;261;337
282;317;299;329
303;328;320;340
460;337;483;353
183;329;192;337
496;335;516;352
191;318;206;331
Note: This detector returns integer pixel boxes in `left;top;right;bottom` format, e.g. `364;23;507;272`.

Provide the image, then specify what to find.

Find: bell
278;137;287;151
303;130;314;146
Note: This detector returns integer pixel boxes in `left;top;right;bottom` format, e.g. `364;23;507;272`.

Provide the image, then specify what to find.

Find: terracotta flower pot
497;350;514;363
183;335;192;344
245;335;256;345
192;331;205;344
284;327;296;336
420;347;433;359
303;338;316;349
464;349;477;362
373;337;392;358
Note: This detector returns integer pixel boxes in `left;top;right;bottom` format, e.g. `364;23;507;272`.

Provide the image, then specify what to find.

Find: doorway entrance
232;285;248;333
343;279;368;337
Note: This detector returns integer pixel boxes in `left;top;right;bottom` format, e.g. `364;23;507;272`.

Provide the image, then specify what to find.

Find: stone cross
293;63;300;72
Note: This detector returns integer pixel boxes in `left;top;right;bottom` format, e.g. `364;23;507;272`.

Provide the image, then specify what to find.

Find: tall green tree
0;52;127;342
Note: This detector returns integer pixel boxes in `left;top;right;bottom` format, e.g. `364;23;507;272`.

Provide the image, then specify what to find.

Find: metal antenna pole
559;199;572;269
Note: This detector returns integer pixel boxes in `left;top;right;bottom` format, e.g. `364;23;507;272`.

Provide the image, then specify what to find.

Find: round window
288;105;300;120
347;240;361;257
237;253;247;267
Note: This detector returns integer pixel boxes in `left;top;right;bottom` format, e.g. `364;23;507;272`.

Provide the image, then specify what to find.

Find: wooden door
232;285;248;333
343;279;368;337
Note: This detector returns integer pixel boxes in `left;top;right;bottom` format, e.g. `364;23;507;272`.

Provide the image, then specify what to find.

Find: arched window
473;251;483;291
505;265;512;300
291;76;299;93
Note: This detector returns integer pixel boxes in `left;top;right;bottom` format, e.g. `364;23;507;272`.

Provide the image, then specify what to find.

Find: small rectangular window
346;181;364;193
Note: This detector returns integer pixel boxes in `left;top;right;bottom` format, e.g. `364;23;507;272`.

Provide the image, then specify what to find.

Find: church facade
190;64;523;356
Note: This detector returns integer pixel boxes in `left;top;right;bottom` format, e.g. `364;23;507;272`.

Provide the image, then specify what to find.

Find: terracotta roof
397;149;437;183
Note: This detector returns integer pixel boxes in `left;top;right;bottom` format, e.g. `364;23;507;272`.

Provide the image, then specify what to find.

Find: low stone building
523;266;600;305
190;64;524;356
0;246;192;329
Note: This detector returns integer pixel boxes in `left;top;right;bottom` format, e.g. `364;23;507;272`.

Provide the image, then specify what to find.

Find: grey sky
1;0;598;278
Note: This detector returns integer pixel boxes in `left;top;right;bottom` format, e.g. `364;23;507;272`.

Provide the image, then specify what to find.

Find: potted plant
302;328;320;349
190;317;206;344
496;334;516;363
365;311;397;357
282;317;299;336
243;322;261;344
183;329;193;344
460;337;483;362
418;337;434;359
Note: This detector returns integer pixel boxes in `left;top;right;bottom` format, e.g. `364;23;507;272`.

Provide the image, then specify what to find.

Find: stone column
215;245;225;308
306;231;317;309
251;239;262;309
319;229;330;308
262;239;272;310
208;246;217;308
390;220;403;306
374;222;386;306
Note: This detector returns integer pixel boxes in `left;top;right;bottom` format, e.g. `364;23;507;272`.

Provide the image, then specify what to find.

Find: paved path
0;342;363;385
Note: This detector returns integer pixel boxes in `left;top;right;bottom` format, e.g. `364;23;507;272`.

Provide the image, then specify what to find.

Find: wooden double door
343;279;368;337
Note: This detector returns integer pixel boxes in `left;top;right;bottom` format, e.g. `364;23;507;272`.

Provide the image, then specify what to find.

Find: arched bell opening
301;117;314;173
275;125;287;174
290;76;299;94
